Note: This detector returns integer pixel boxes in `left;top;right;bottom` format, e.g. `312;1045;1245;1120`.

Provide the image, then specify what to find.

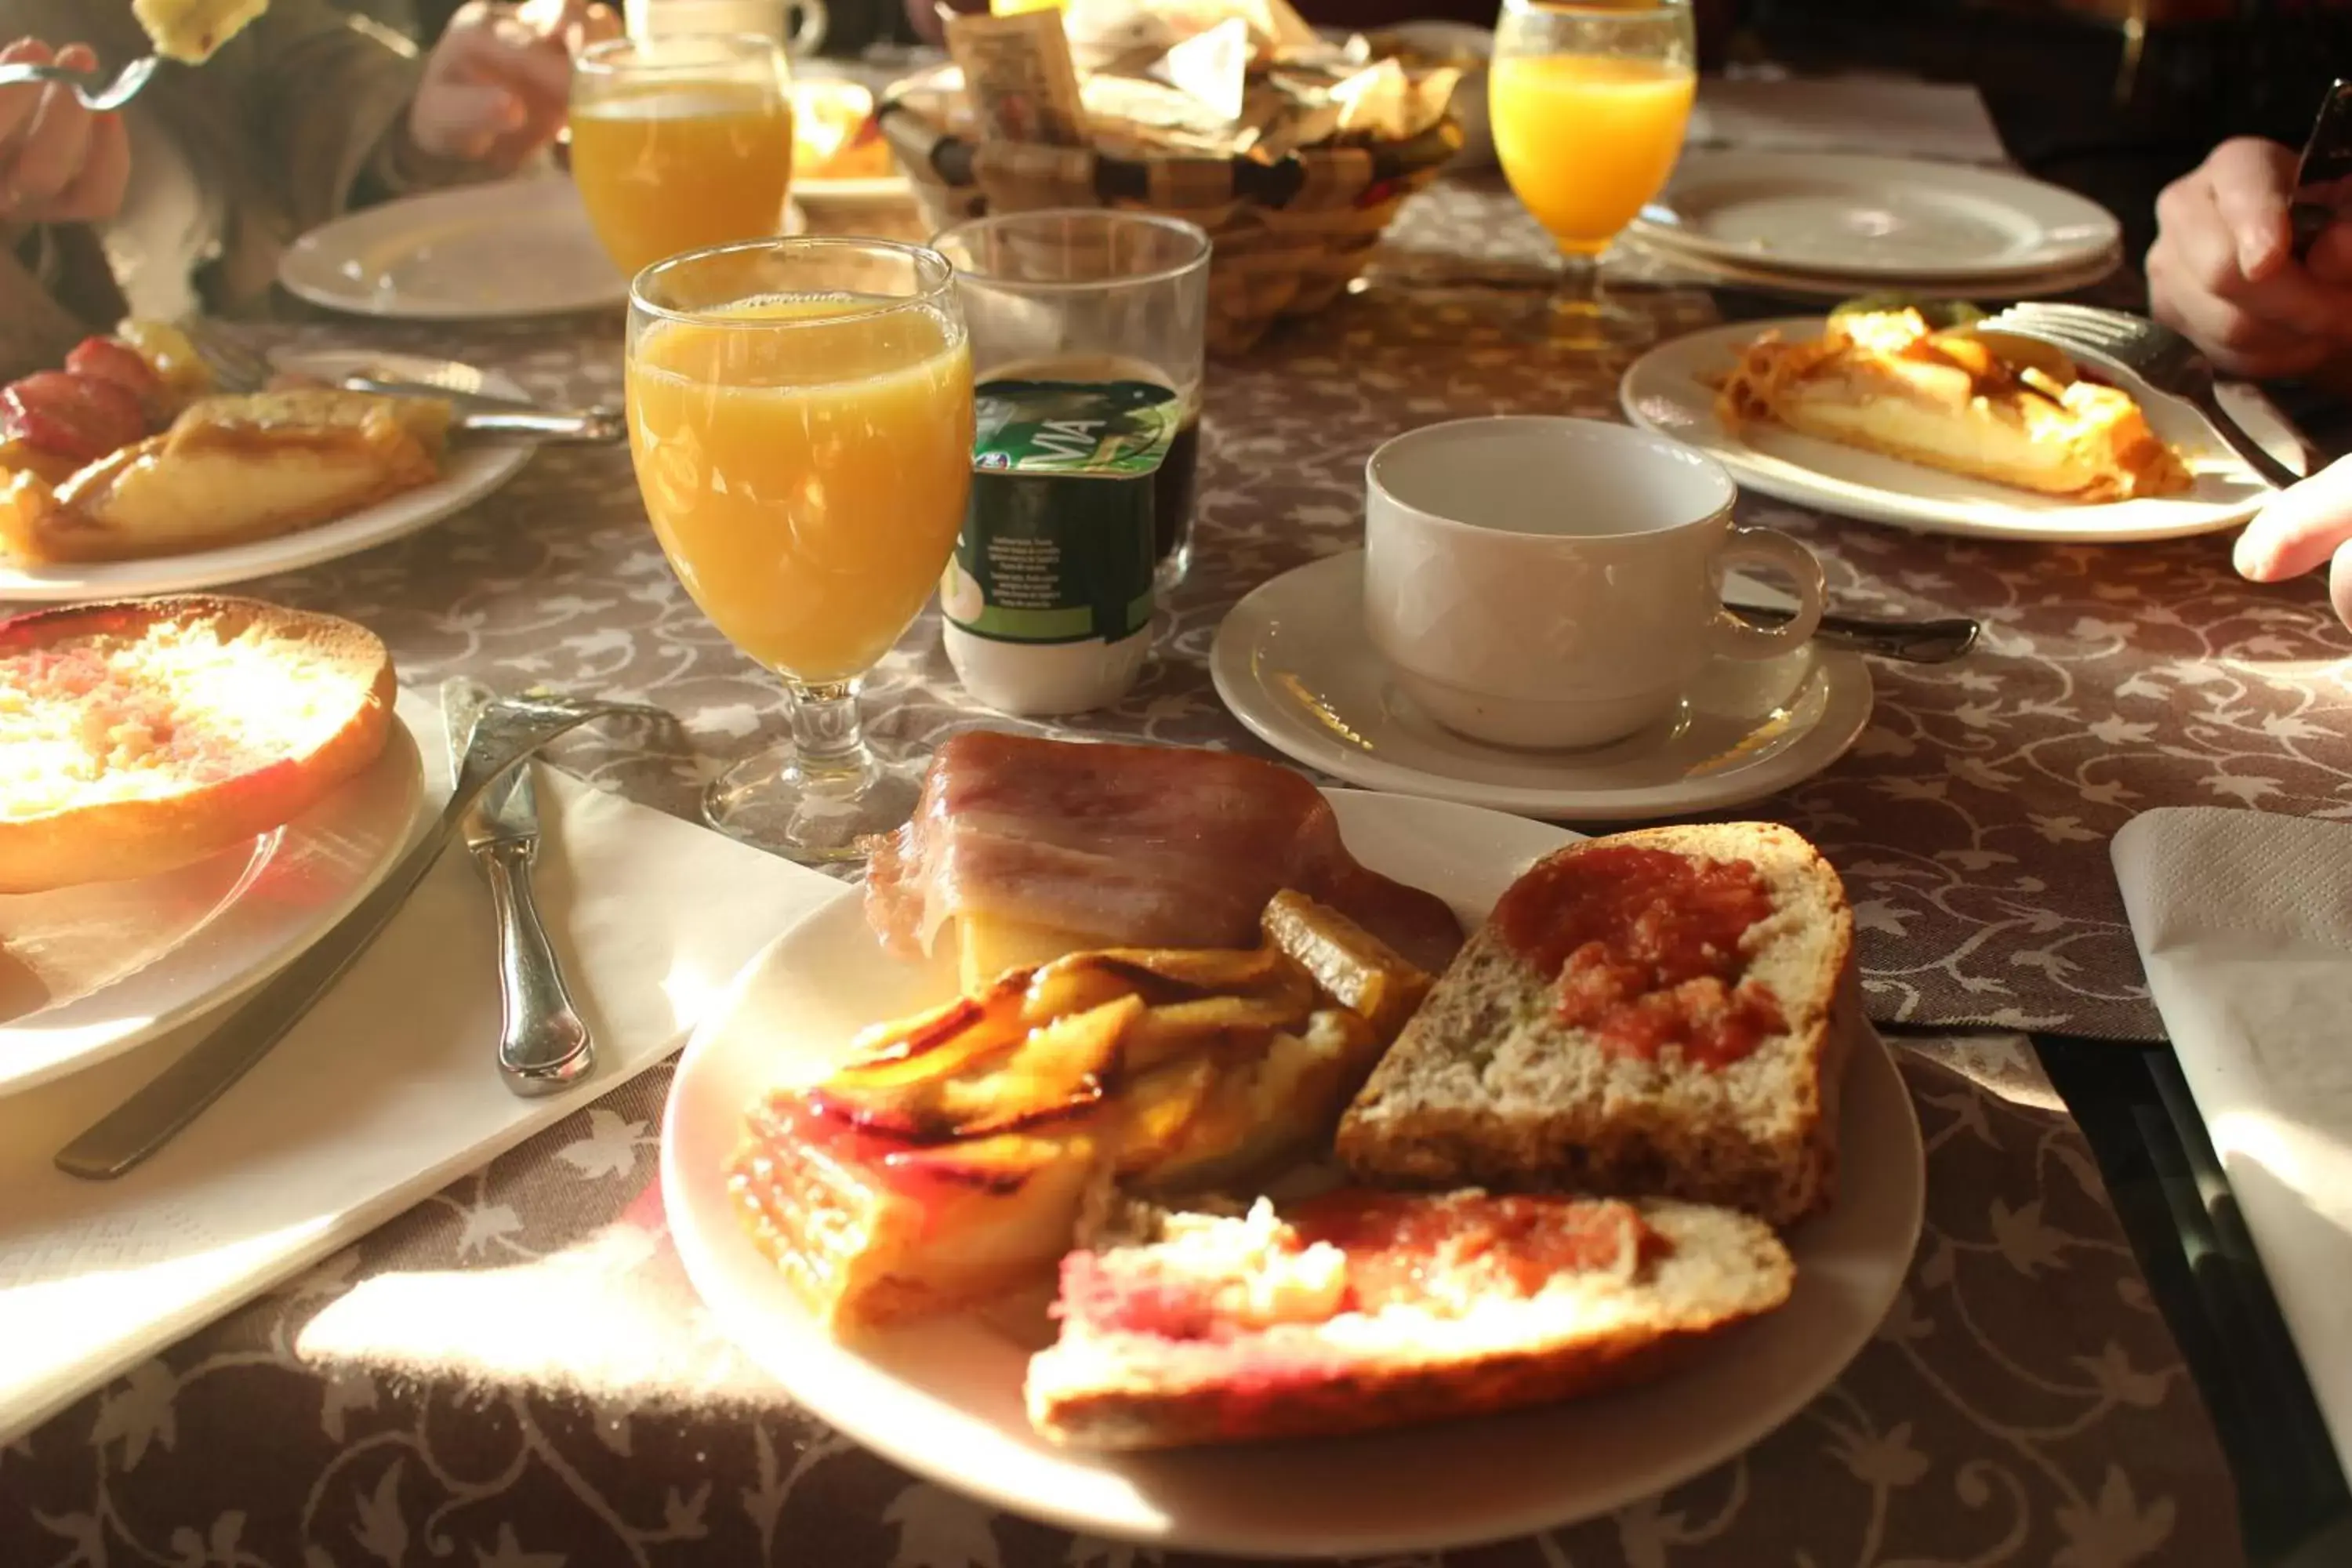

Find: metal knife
2291;79;2352;262
343;376;625;445
441;679;594;1094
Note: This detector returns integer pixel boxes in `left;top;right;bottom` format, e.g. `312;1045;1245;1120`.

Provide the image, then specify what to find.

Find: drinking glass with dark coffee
931;210;1211;592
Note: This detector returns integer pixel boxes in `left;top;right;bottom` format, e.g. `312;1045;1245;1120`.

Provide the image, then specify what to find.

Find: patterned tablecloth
5;178;2318;1565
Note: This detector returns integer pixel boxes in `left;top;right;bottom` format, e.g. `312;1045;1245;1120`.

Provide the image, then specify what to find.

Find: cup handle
787;0;828;53
1708;524;1825;661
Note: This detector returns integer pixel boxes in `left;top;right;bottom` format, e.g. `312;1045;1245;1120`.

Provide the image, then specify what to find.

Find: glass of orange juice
571;34;795;279
626;238;975;861
1490;0;1695;350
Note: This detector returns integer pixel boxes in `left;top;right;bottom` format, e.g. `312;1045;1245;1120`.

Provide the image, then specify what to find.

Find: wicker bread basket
877;68;1461;355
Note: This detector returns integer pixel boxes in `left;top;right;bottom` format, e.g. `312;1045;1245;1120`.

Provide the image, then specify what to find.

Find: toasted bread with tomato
0;595;396;892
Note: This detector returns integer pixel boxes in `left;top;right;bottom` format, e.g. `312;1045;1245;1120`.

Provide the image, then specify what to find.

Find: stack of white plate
1627;150;2124;300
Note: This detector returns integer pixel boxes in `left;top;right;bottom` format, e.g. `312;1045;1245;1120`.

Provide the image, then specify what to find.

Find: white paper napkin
0;690;845;1442
2112;807;2352;1485
1687;75;2008;166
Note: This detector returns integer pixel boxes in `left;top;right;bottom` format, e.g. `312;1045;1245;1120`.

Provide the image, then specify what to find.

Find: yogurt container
942;378;1177;716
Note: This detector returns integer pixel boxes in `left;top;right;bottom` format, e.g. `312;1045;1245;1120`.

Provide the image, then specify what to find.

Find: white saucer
1208;552;1872;822
1620;318;2288;543
1623;234;2122;302
1633;151;2120;281
662;789;1925;1555
279;177;628;321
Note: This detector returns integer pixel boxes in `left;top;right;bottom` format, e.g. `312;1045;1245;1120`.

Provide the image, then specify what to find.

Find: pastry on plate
1025;1189;1794;1449
0;594;396;892
132;0;270;62
866;731;1466;991
1715;308;2192;502
728;892;1434;1334
1336;822;1857;1229
0;388;452;564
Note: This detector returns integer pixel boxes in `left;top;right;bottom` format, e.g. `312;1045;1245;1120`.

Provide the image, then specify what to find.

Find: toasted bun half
0;595;396;893
1025;1192;1794;1450
1335;822;1856;1229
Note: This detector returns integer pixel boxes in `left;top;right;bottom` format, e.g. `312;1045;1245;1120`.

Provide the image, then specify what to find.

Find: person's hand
406;0;619;173
2234;454;2352;628
0;39;130;227
2147;136;2352;379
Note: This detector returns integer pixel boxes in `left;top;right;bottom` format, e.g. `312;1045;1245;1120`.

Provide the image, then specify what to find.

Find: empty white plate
279;176;629;321
0;351;536;602
1209;552;1873;821
1624;234;2122;301
661;787;1925;1555
1635;151;2121;282
1620;318;2286;543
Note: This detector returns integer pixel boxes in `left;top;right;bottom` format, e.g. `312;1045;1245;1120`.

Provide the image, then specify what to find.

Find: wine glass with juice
1490;0;1696;350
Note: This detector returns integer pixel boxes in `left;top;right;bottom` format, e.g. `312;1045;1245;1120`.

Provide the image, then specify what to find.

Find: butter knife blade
2291;79;2352;261
438;677;521;855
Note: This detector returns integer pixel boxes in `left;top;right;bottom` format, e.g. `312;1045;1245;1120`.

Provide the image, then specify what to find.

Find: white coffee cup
1363;416;1825;750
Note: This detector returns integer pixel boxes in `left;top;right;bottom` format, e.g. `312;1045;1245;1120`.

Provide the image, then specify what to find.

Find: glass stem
1554;249;1603;317
784;679;876;793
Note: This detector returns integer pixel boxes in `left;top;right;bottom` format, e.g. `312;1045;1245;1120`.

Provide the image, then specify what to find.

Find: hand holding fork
0;41;135;227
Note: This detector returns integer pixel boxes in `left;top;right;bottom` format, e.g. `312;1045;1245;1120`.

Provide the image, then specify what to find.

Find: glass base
1544;289;1657;352
702;739;921;865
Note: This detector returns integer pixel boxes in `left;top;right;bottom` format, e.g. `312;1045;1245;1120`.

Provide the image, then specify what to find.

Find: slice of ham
864;732;1465;975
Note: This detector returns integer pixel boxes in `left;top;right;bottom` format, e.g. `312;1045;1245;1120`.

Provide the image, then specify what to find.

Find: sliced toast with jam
1334;823;1857;1229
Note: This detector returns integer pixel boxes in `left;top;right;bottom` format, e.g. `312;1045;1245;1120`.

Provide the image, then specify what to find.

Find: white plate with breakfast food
1621;312;2287;543
1632;151;2121;282
662;731;1925;1555
1209;552;1873;821
278;176;630;321
0;596;423;1095
0;336;535;601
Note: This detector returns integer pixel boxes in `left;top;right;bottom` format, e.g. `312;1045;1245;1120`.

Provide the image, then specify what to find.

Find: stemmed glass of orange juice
625;238;976;862
571;34;795;278
1490;0;1696;350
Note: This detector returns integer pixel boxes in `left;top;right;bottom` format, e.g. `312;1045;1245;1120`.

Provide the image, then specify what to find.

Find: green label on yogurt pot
945;380;1175;646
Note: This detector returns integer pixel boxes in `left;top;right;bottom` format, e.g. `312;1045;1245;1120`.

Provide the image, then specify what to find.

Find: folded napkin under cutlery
0;688;844;1442
2114;807;2352;1486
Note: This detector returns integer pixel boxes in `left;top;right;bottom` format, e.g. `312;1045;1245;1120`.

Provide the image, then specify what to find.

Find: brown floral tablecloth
2;178;2311;1564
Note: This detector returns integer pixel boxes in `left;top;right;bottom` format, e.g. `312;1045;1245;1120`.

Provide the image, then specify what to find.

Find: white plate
662;788;1926;1555
1208;553;1872;822
1620;318;2291;543
1623;233;2122;301
278;176;629;321
0;717;426;1097
797;173;913;204
0;351;535;603
1634;151;2120;281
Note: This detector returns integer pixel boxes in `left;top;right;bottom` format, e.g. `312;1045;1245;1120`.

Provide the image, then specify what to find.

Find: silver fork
1980;303;2307;489
0;54;160;111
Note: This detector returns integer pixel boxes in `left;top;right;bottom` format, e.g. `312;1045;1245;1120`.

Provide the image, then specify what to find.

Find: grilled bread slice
0;390;450;565
1334;823;1856;1229
0;596;396;892
1026;1190;1794;1450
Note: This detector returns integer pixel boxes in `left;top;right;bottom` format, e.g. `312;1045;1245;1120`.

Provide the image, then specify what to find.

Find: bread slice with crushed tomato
1025;1190;1794;1450
1334;823;1856;1229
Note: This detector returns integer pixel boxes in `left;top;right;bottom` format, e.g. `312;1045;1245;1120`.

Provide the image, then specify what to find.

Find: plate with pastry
1621;309;2299;542
662;732;1925;1555
0;595;425;1096
0;332;535;601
